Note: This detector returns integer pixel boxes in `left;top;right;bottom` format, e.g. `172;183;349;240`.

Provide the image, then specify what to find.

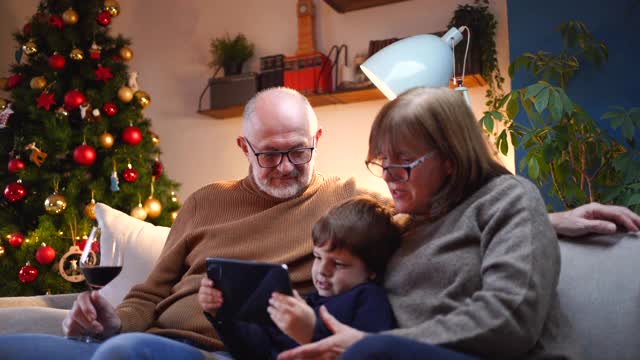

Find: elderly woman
279;87;582;359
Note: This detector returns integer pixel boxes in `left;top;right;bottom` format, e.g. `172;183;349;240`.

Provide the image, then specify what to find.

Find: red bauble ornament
152;160;163;179
77;239;99;253
48;53;66;70
7;74;22;89
4;181;27;202
49;15;63;29
19;264;38;283
63;90;86;111
102;102;118;116
8;232;25;247
122;126;142;145
97;11;111;26
35;244;56;264
122;167;138;183
73;144;96;166
8;158;26;174
23;23;31;35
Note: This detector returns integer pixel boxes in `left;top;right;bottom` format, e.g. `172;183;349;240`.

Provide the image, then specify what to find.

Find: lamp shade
361;27;463;100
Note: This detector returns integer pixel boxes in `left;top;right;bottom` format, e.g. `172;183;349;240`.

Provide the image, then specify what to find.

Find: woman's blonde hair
367;87;510;217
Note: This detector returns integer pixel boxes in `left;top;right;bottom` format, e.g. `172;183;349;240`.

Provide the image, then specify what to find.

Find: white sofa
0;203;638;360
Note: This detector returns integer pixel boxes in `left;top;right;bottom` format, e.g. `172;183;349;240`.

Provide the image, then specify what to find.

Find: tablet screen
206;257;293;326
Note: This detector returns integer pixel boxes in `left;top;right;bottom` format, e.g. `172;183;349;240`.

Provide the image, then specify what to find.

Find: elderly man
1;88;638;360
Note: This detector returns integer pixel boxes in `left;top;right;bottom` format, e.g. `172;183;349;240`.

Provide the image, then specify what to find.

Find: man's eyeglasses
244;138;316;168
365;152;436;182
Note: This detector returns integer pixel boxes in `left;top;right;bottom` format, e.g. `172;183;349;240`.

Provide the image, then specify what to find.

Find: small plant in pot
209;33;255;76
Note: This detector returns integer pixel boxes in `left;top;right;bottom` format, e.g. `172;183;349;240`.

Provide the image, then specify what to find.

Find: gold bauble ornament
44;193;67;214
22;40;38;56
143;197;162;219
70;48;84;61
62;8;79;25
133;91;151;109
84;200;96;220
130;203;148;220
29;76;47;90
99;132;115;149
117;86;133;103
0;77;8;91
104;0;121;17
119;47;133;61
170;210;179;223
0;98;8;110
150;131;160;146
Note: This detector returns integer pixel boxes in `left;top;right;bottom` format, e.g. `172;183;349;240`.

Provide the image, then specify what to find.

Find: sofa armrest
0;293;79;310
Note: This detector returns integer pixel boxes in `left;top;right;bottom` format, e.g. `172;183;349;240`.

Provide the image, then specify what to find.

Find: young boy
198;195;401;360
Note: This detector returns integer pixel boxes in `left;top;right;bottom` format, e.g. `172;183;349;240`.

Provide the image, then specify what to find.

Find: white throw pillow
94;203;170;307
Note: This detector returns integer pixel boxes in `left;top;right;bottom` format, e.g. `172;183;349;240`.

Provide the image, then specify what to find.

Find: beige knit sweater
115;173;372;350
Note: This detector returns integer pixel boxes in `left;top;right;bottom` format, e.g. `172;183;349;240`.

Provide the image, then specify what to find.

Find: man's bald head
242;87;318;140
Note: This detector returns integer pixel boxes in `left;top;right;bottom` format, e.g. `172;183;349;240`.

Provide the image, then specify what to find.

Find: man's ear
237;136;249;156
314;127;323;147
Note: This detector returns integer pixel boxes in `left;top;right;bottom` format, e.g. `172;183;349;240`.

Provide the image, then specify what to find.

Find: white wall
0;0;512;200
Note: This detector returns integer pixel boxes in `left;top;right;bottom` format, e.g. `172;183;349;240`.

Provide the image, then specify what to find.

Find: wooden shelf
323;0;410;13
198;87;387;119
197;74;486;119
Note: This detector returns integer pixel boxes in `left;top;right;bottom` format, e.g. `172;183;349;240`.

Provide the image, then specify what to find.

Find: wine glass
72;226;124;342
80;226;124;291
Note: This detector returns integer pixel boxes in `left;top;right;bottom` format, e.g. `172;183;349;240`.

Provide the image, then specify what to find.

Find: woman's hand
550;202;640;237
269;290;316;344
278;305;366;360
198;277;223;314
62;291;121;339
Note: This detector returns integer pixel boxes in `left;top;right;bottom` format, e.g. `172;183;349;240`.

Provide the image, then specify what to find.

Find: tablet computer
205;257;293;326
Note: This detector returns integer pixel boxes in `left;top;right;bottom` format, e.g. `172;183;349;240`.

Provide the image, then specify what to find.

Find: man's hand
550;202;640;237
198;277;223;314
268;290;316;344
62;291;121;339
277;305;366;360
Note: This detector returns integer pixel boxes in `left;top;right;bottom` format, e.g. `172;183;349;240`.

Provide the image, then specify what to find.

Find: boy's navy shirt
206;282;396;360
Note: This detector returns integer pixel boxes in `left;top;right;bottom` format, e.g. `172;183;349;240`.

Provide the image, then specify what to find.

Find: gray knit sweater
384;175;581;359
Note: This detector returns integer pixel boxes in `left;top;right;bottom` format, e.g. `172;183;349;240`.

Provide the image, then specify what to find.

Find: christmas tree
0;0;180;296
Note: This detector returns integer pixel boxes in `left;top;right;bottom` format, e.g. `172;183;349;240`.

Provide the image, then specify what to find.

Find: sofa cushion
95;203;170;307
557;233;640;360
0;307;68;336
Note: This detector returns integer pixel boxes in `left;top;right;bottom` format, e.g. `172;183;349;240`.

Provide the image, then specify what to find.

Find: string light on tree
0;245;5;257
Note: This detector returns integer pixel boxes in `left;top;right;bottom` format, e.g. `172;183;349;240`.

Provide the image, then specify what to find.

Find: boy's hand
198;277;223;315
268;290;316;344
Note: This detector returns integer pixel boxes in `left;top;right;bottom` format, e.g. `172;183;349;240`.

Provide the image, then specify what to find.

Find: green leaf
506;95;519;120
525;83;546;99
481;113;494;132
528;156;540;179
627;193;640;206
548;89;563;122
534;88;551;114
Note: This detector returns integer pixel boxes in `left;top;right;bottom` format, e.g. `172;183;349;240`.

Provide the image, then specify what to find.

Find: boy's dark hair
311;195;401;281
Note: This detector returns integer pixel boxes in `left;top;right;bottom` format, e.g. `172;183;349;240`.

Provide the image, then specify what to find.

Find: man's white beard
252;163;314;199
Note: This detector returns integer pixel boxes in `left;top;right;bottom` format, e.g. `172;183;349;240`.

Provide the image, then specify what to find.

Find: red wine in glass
81;266;123;290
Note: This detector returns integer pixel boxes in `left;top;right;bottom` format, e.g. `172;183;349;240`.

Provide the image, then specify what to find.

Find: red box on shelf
284;52;332;95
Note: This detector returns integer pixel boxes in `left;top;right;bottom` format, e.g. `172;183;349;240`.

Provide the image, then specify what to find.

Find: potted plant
480;21;640;212
448;0;505;110
209;33;255;76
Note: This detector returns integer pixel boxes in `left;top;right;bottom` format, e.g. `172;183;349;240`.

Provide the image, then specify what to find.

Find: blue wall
507;0;640;209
